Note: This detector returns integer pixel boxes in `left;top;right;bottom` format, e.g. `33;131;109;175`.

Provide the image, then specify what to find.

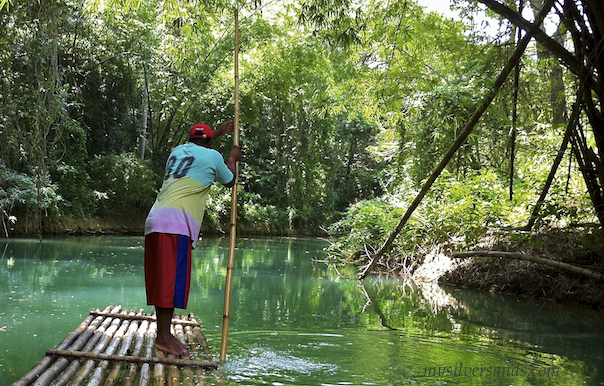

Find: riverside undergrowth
327;168;596;277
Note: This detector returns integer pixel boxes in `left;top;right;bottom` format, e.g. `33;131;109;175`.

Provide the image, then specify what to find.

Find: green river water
0;236;603;385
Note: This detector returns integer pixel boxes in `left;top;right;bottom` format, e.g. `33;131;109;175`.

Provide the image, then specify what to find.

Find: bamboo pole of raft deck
188;314;217;384
175;322;195;386
177;316;200;385
12;314;96;386
220;8;240;364
192;316;229;385
138;320;156;386
90;309;201;326
152;349;165;385
30;313;107;386
357;0;556;280
68;310;128;386
453;251;604;281
85;315;132;386
121;318;149;386
31;306;115;386
185;325;209;386
51;309;118;386
167;323;183;385
41;352;217;380
100;310;142;386
151;311;165;386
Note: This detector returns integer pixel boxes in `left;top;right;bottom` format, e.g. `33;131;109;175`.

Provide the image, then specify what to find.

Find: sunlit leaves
299;0;366;45
0;0;10;12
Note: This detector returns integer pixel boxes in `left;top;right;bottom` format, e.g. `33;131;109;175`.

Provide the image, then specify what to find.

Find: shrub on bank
327;168;595;274
0;161;62;236
87;153;158;216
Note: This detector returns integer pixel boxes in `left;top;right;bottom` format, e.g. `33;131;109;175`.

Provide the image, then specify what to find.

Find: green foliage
0;0;600;241
205;187;291;234
405;84;482;181
424;169;509;238
87;153;158;215
328;168;594;269
0;161;62;234
237;28;385;228
329;197;406;255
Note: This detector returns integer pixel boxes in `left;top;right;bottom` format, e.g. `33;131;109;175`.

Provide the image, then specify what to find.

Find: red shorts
144;233;192;309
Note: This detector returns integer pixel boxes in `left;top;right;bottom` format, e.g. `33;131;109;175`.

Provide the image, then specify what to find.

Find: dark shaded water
0;236;603;385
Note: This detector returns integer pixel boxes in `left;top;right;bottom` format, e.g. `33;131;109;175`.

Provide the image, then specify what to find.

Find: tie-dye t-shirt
144;143;234;247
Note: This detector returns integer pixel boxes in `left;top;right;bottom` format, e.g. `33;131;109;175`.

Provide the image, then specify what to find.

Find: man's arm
223;146;242;188
213;120;234;139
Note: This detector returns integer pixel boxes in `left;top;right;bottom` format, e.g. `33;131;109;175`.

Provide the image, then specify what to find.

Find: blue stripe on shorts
173;234;190;309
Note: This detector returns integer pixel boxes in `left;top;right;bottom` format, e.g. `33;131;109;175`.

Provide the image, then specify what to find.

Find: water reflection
1;236;603;386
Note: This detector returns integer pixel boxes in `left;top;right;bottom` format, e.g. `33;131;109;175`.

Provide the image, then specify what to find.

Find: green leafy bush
87;153;158;215
327;167;594;269
52;162;96;216
328;196;406;260
205;187;290;234
0;161;62;235
424;169;508;242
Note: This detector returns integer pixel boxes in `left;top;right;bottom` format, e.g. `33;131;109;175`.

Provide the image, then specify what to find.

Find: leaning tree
479;0;604;228
357;0;604;278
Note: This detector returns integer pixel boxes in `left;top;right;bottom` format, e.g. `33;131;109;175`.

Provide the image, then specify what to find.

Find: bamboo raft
13;306;228;386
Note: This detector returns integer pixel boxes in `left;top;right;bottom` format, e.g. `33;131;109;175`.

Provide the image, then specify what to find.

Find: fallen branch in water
453;251;604;281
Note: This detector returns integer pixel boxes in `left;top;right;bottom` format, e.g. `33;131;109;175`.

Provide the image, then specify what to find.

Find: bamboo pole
167;323;182;386
13;314;95;386
52;311;117;386
102;311;141;386
220;8;240;365
357;0;556;280
168;354;180;386
86;315;132;386
108;305;123;314
185;325;208;386
152;350;166;385
192;319;228;386
138;321;156;386
68;311;125;386
31;314;105;386
181;366;195;386
173;319;196;386
121;319;149;386
193;326;213;360
452;251;604;281
90;310;200;327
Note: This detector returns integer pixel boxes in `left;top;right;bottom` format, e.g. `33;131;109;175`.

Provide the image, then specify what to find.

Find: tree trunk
480;0;604;229
453;250;604;281
525;91;582;230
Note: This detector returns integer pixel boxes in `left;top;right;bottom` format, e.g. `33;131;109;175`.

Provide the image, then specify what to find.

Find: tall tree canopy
0;0;601;243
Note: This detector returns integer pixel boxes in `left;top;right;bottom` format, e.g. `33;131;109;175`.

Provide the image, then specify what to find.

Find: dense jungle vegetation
1;0;603;277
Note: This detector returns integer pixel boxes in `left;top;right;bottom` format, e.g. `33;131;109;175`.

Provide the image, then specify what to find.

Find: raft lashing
13;305;228;386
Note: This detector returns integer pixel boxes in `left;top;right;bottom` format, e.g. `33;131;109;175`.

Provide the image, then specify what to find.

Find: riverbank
4;214;329;238
433;226;604;310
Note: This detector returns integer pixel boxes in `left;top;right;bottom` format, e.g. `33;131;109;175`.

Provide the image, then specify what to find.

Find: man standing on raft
144;120;242;357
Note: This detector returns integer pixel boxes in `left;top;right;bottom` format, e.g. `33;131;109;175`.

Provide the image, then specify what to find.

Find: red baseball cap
189;123;213;139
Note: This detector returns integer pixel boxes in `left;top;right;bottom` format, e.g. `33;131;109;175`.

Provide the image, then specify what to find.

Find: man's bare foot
177;339;190;351
155;334;191;357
